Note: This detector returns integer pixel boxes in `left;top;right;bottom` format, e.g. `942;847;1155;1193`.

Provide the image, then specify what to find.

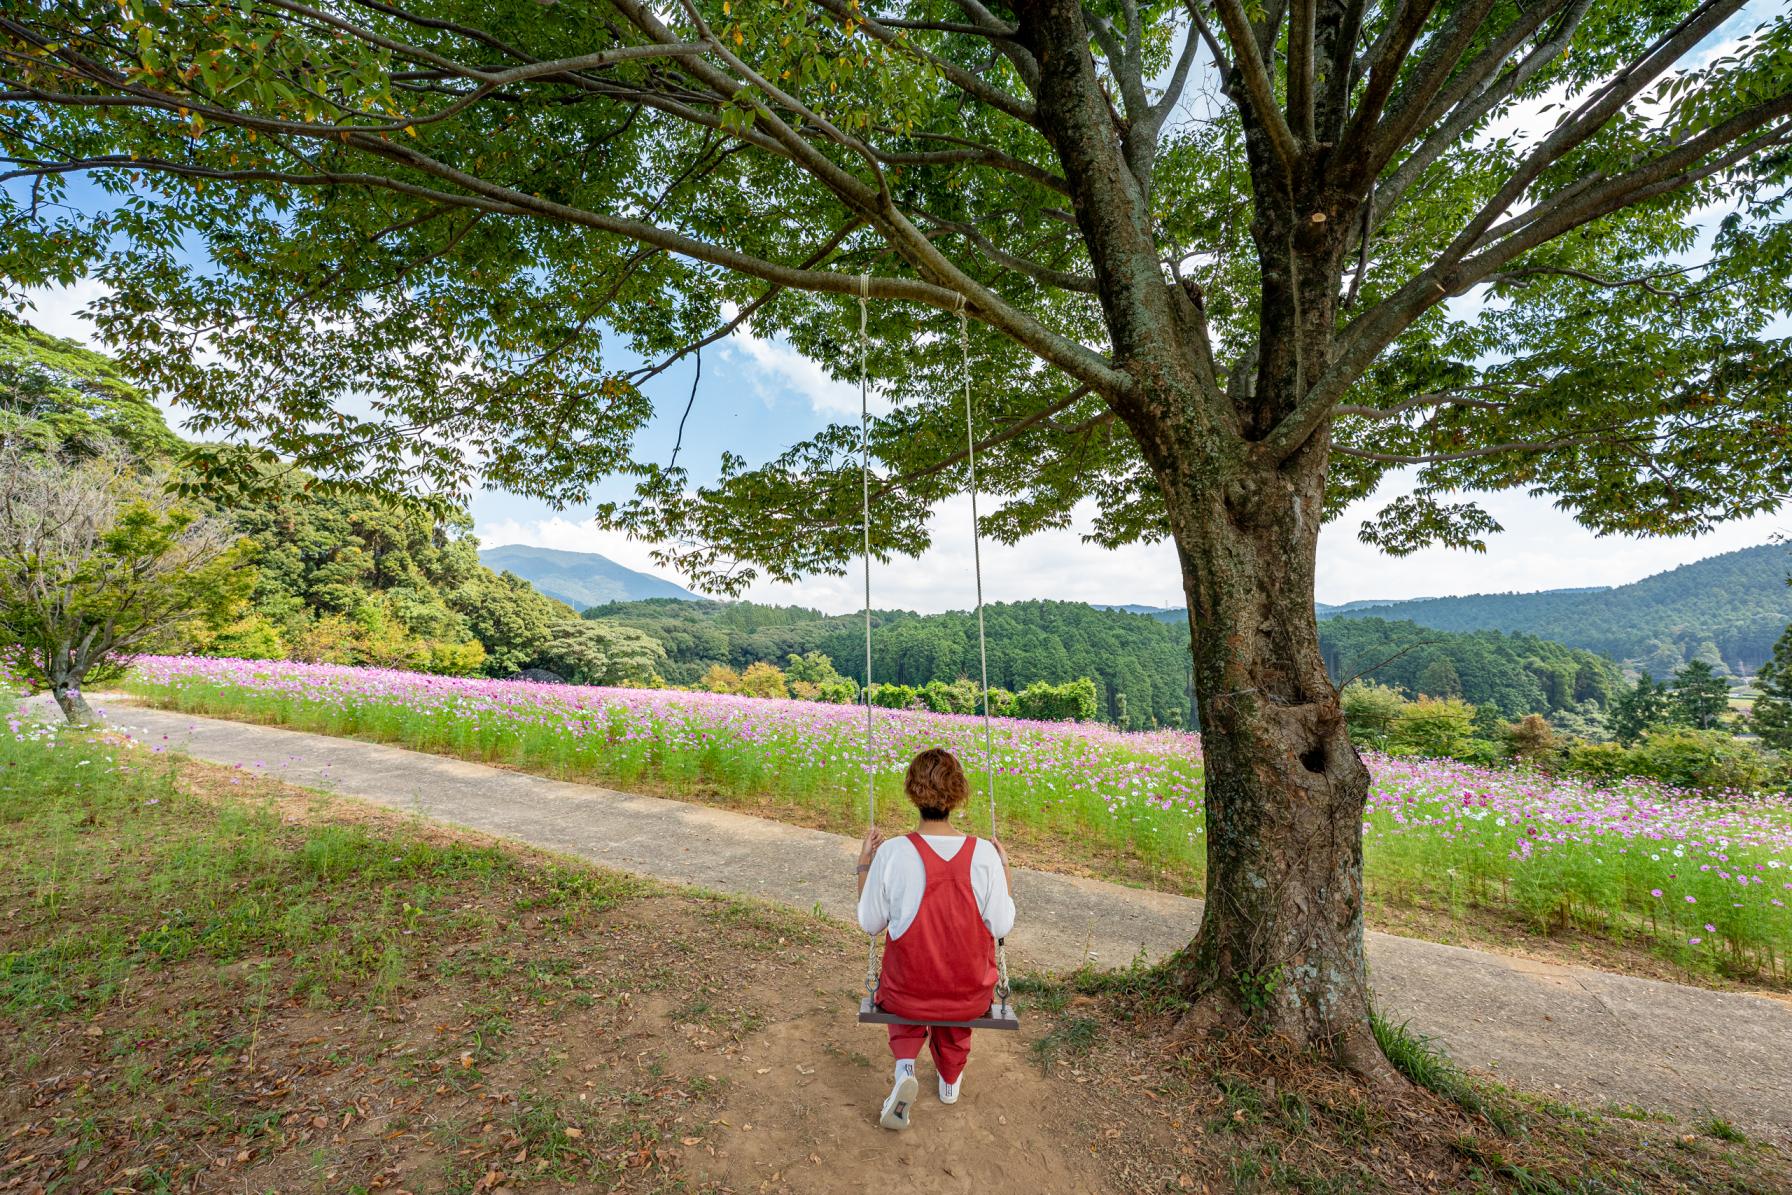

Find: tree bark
1012;0;1391;1078
1158;426;1394;1081
51;675;94;724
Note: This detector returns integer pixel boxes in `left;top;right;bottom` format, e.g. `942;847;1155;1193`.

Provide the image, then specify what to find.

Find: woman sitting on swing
855;747;1016;1130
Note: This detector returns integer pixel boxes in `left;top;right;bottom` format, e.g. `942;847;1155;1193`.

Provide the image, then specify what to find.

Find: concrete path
61;697;1792;1142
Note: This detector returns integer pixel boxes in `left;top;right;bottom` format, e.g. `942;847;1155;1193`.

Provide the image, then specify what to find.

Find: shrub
1625;728;1773;794
423;639;488;677
1563;728;1778;795
1341;681;1407;747
815;676;860;704
868;682;919;709
1013;677;1098;722
1504;713;1558;767
921;678;981;715
736;661;789;699
1389;697;1477;759
197;613;287;661
698;664;742;694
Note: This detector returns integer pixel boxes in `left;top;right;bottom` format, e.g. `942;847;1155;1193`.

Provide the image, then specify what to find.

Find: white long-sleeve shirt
857;834;1016;941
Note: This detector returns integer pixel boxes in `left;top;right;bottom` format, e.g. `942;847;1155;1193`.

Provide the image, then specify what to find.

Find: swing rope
957;298;1012;1012
858;283;1010;1016
859;273;882;1007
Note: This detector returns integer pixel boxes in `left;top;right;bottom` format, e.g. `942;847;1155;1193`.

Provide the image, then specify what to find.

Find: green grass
0;706;727;1192
124;663;1792;986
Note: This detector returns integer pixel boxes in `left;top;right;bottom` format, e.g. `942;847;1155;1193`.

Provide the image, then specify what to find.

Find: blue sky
17;1;1789;614
24;265;1788;618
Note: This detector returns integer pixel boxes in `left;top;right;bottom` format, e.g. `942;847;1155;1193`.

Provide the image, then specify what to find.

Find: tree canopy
1;0;1787;585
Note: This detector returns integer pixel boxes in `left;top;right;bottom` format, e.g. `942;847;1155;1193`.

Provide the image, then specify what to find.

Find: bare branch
1145;23;1207;137
1333;390;1512;419
1181;0;1233;76
1332;0;1443;168
872;135;1070;196
1483;263;1702;297
1332;434;1606;463
1373;0;1589;225
1354;0;1506;182
917;211;1100;292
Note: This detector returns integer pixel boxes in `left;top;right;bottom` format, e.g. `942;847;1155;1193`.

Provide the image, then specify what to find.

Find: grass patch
0;708;792;1192
1023;961;1791;1194
1028;1013;1099;1073
126;662;1792;989
1371;1010;1527;1136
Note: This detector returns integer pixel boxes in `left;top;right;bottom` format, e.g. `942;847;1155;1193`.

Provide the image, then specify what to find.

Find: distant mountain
479;545;701;610
1089;544;1792;677
1319;545;1791;677
1094;603;1182;619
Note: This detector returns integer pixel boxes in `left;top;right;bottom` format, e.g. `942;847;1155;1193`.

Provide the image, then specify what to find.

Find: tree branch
1287;0;1316;143
1265;93;1791;465
1372;0;1590;229
1332;434;1606;463
1333;391;1512;419
808;0;1039;123
1257;0;1767;464
1353;0;1505;183
1331;0;1443;169
872;135;1070;196
1210;0;1302;171
917;211;1100;292
1146;23;1207;137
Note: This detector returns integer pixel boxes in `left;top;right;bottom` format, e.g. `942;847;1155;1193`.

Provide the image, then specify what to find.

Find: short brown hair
905;748;969;820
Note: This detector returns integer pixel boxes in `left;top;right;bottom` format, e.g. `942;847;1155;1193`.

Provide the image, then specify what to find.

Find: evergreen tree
1671;660;1731;730
1415;656;1463;699
1610;675;1670;746
1752;622;1792;753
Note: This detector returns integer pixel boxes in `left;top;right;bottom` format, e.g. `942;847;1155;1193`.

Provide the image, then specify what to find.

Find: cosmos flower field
127;657;1792;978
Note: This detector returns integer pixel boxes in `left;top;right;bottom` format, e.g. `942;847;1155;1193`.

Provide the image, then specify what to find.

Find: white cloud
16;280;112;349
475;487;1788;619
1316;482;1787;604
721;325;887;418
742;496;1184;615
472;515;675;578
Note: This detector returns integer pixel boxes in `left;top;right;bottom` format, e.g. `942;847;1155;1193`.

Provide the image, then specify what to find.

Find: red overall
876;833;998;1084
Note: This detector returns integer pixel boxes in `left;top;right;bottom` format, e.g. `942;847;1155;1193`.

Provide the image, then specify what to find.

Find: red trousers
888;1023;971;1084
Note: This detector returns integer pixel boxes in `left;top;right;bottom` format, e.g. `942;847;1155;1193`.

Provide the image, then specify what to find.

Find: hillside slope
479;544;699;609
588;598;1621;726
1322;545;1792;676
0;315;572;675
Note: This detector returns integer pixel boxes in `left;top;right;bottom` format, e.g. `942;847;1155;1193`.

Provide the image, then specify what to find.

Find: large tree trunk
1161;426;1393;1082
51;674;94;724
1009;0;1391;1077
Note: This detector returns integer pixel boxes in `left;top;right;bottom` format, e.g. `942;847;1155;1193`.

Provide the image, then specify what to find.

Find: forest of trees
1320;546;1792;677
0;316;656;684
586;599;1624;729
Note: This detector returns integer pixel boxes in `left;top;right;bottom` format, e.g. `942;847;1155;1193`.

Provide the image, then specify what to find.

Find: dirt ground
5;750;1789;1194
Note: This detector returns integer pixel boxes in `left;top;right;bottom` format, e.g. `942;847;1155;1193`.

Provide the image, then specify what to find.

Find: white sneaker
939;1075;962;1104
879;1073;920;1130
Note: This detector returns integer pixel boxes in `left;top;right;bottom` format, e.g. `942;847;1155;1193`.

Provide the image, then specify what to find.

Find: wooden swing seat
857;996;1020;1031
